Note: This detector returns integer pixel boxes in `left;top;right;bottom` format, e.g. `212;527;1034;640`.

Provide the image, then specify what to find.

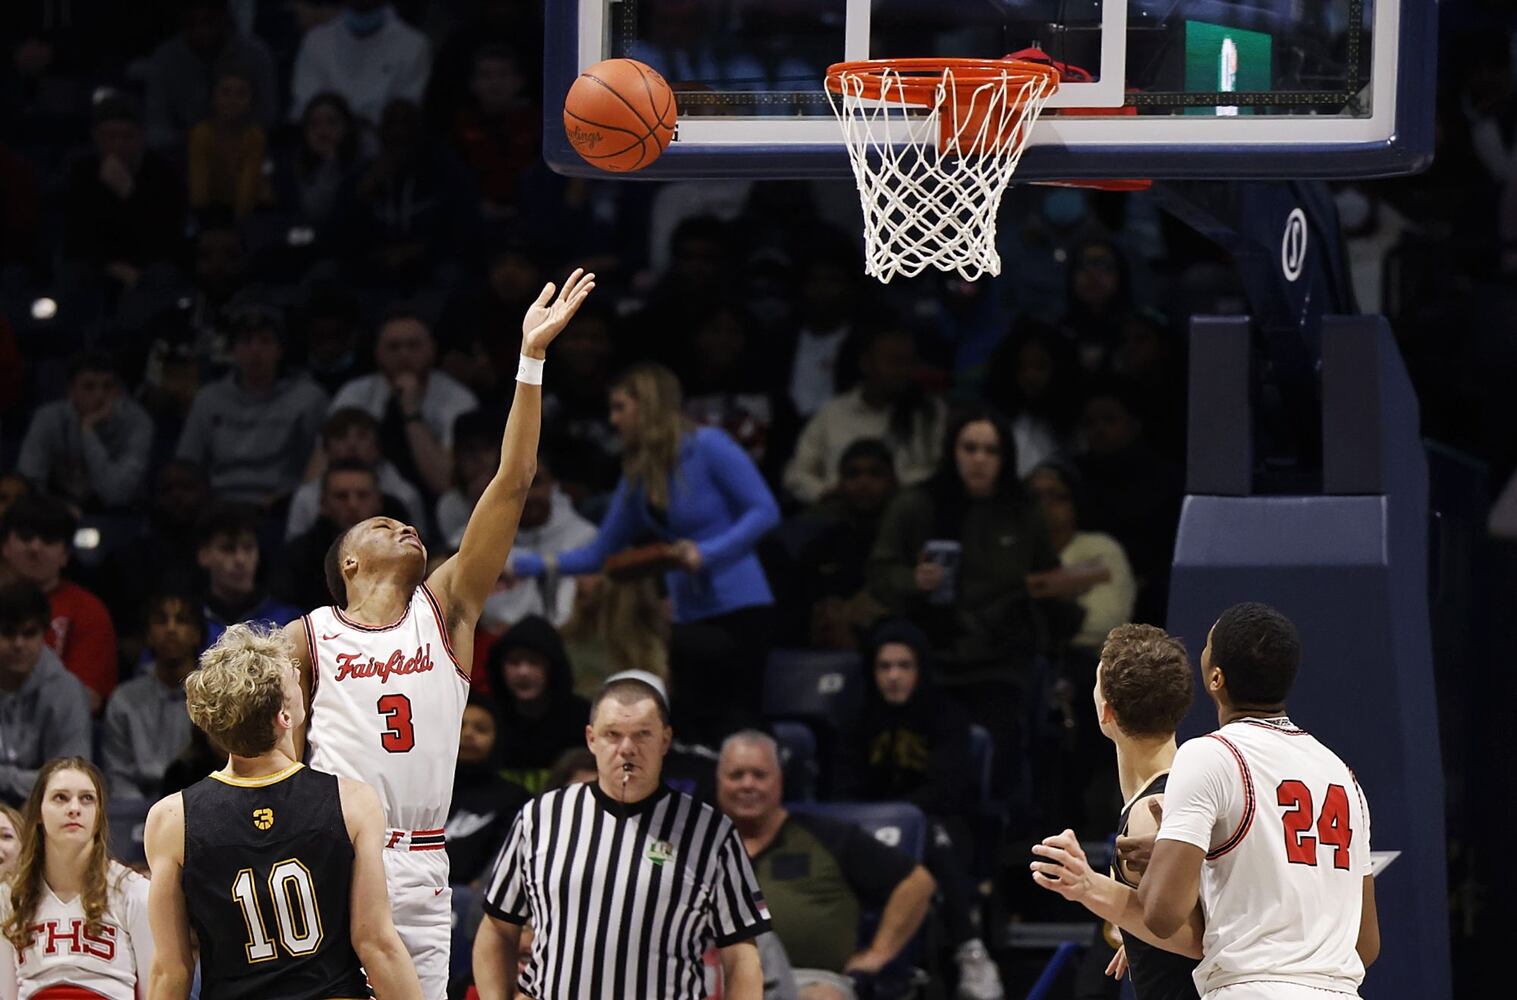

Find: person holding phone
867;404;1059;794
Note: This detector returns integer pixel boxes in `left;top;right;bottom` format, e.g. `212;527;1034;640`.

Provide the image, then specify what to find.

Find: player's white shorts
1207;982;1360;1000
382;840;453;1000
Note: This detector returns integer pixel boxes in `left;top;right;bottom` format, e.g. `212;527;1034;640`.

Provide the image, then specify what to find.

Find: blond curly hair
185;622;291;757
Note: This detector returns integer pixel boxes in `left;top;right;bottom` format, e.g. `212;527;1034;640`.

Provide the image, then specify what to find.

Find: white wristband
516;353;544;385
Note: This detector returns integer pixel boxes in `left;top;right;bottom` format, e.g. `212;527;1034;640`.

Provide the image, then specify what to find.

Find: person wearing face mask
102;590;208;801
0;583;92;808
447;694;531;887
867;405;1060;794
0;758;153;999
485;615;592;793
290;0;431;129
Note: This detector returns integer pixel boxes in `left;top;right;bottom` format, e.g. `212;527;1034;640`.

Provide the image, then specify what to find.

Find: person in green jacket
867;404;1061;796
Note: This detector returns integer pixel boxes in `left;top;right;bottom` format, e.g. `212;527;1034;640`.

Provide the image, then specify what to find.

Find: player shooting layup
284;269;595;999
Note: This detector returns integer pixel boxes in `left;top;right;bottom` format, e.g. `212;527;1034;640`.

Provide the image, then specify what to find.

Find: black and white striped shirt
483;781;772;1000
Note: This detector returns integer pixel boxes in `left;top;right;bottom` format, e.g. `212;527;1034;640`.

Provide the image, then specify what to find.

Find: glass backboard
543;0;1435;180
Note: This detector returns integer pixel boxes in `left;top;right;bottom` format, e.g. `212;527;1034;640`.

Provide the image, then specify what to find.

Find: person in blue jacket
510;362;780;728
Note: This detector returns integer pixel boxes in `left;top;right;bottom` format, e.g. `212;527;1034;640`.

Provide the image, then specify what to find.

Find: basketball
563;58;677;172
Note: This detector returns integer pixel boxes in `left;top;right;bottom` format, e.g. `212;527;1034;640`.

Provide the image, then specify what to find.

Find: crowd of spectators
1;1;1512;996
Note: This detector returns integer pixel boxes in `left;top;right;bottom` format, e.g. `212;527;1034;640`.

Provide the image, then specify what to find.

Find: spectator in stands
144;0;278;149
869;405;1058;672
439;238;545;410
771;438;897;650
0;497;117;713
187;60;269;219
1060;239;1136;373
484;615;591;794
294;283;368;397
451;44;539;215
287;408;427;540
868;406;1059;793
718;731;937;1000
290;0;432;128
781;239;866;419
1024;462;1136;657
1072;381;1183;626
680;305;798;481
543;747;598;790
1112;309;1187;462
134;214;248;417
336;98;476;292
446;693;530;886
274;460;390;612
0;582;92;807
541;305;622;502
94;460;208;661
16;352;152;510
272;93;362;232
176;301;329;506
558;575;669;699
509;364;780;719
0;804;18;873
330;309;479;499
453;445;597;630
784;326;945;504
982;320;1083;477
195;503;300;645
102;589;205;801
64;92;186;289
833;621;1005;1000
0;477;28;523
633;217;743;370
435;411;503;548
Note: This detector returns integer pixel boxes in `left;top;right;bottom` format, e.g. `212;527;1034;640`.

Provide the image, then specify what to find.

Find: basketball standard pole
1159;181;1452;1000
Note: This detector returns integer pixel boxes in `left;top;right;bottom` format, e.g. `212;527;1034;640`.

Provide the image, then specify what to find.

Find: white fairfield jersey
305;584;471;835
1158;717;1372;998
0;864;153;1000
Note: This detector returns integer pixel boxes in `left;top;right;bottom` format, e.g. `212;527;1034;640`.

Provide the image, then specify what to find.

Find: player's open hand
521;268;596;356
1105;944;1128;979
1030;829;1096;902
1115;799;1163;875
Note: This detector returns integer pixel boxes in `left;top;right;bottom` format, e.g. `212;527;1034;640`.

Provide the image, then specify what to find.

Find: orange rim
825;58;1060;108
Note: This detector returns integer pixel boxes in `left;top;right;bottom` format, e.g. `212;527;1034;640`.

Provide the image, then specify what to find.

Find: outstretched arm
429;269;596;624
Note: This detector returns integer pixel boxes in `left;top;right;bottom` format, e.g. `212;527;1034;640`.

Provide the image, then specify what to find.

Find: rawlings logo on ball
566;124;604;150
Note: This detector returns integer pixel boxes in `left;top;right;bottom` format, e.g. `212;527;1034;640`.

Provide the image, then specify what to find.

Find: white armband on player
517;354;545;385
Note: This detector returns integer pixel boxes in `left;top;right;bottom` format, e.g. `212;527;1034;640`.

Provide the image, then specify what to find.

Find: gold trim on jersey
210;762;305;788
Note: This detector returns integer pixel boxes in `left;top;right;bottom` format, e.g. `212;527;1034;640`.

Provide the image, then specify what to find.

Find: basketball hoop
825;58;1059;283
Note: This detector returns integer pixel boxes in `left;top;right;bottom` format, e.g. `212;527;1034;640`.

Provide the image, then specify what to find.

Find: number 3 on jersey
1277;780;1352;869
378;693;415;752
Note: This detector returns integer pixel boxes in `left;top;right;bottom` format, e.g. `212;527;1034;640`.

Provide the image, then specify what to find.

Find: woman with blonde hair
510;362;780;723
0;757;154;998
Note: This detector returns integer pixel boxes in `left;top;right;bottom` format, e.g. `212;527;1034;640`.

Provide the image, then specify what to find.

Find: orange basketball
563;58;677;172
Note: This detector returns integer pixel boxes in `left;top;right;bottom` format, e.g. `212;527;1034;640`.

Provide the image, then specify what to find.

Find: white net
827;62;1058;283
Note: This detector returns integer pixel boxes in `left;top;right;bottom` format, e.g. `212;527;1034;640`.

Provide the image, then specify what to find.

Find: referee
473;675;771;1000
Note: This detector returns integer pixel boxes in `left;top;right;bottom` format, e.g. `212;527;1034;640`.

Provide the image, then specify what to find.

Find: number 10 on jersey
232;860;324;962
